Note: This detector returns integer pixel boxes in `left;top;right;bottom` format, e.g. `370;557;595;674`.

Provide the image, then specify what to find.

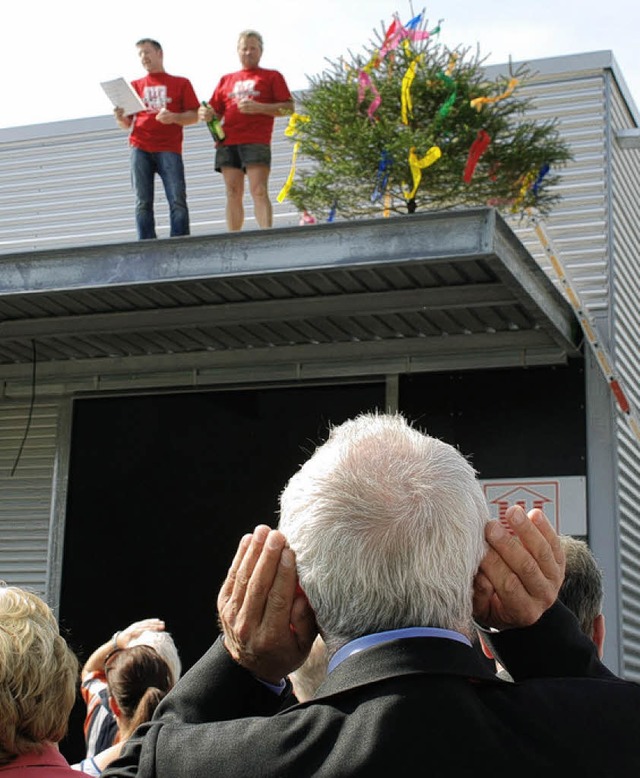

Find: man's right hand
473;506;566;631
217;526;317;684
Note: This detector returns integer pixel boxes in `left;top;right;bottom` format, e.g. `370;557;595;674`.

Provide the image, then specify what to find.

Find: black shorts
215;144;271;172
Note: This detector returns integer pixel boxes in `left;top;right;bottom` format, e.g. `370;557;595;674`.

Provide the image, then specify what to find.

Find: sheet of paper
100;78;146;115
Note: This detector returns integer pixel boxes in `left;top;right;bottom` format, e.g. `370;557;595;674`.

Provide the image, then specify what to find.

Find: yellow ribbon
401;53;423;125
470;77;519;111
278;114;311;203
404;146;442;200
284;113;310;137
277;141;301;203
444;53;458;78
510;170;537;212
363;50;381;74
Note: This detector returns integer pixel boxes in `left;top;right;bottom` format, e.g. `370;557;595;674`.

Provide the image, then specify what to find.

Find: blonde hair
0;584;79;766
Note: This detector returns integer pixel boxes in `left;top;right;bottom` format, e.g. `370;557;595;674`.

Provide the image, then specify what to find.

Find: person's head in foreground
278;412;491;654
0;583;79;767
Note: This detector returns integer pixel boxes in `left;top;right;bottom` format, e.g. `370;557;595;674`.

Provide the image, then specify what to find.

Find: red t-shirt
209;67;292;146
130;72;199;154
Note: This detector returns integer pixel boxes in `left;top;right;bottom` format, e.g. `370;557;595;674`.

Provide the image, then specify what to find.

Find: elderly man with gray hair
104;413;640;777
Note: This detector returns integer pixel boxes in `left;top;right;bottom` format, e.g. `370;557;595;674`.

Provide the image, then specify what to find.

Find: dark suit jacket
102;604;640;777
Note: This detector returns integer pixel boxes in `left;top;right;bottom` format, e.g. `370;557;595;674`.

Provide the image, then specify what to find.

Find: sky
1;0;639;130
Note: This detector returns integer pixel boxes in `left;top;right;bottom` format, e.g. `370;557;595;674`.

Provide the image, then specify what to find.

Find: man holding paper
114;39;199;240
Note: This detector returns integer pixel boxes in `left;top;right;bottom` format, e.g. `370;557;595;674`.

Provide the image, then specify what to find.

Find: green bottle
202;101;225;142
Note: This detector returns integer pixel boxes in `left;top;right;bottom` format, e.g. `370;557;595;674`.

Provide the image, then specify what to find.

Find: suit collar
314;637;501;698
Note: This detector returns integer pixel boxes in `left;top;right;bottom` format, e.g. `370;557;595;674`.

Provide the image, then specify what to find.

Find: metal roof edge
0;208;497;296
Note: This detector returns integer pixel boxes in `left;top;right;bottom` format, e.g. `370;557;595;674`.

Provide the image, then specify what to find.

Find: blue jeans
131;148;190;240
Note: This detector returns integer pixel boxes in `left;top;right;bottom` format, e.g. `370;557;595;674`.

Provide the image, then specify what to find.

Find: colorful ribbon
401;54;423;124
379;13;441;58
327;202;337;222
383;191;392;217
358;71;382;119
532;163;550;196
379;17;401;58
277;114;311;203
463;130;491;183
404;145;442;200
299;210;317;225
435;71;457;124
277;141;301;203
444;54;458;78
510;170;537;212
284;113;310;137
372;150;392;202
470;77;519;111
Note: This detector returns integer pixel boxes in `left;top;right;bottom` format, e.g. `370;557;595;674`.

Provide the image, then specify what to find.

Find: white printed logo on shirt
229;79;260;102
142;86;173;112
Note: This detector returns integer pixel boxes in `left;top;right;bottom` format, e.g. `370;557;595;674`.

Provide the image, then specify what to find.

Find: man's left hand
473;506;565;630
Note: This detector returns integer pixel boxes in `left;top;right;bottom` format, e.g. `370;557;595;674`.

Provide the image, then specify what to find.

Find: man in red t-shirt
198;30;294;231
114;39;199;239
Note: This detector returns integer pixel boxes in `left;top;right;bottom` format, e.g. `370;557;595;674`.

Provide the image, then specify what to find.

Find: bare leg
222;166;246;231
246;164;272;229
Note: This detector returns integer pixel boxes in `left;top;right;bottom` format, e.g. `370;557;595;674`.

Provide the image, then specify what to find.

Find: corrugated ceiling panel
609;78;640;682
0;402;60;596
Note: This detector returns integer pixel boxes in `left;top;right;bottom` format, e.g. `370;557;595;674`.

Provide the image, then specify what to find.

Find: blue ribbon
371;150;392;202
404;11;424;30
532;163;550;196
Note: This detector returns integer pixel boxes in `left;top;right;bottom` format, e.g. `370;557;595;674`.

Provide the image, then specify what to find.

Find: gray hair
278;413;490;652
558;536;604;635
237;30;263;50
128;629;182;685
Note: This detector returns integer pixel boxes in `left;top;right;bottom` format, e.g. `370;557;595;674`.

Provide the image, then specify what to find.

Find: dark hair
558;536;604;635
105;645;173;737
135;39;162;52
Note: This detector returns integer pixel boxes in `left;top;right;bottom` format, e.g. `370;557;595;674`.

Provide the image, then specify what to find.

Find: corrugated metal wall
505;73;610;320
609;77;640;681
0;114;300;253
0;401;60;596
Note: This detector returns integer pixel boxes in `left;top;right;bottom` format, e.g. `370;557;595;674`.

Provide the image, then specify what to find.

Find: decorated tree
278;11;571;221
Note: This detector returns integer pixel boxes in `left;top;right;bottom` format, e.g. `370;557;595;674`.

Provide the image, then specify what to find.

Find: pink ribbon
358;71;381;119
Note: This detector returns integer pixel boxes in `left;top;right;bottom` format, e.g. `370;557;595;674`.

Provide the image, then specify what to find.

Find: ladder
528;212;640;443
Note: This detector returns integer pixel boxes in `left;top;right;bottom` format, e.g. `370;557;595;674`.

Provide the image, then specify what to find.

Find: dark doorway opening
58;380;385;762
